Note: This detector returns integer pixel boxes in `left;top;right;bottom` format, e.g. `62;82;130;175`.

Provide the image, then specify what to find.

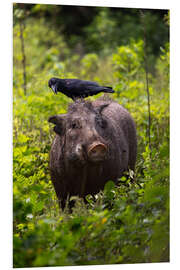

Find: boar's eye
72;123;77;129
71;120;81;129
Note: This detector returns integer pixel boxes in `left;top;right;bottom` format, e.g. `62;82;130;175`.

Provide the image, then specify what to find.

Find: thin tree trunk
19;19;27;95
140;11;151;152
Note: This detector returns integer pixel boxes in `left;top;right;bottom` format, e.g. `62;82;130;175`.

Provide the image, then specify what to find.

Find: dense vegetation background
13;3;169;267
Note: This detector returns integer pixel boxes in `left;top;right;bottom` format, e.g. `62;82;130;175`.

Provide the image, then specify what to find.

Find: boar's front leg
50;171;67;210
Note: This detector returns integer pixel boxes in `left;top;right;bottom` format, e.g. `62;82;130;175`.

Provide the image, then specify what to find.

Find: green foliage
84;8;118;53
112;40;144;100
80;53;99;80
13;4;169;61
164;11;170;26
13;11;169;268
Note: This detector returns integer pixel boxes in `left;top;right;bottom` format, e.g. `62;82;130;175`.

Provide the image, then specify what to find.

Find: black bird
48;77;115;100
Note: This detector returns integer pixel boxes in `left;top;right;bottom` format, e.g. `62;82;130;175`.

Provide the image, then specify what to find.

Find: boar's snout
87;142;107;162
69;142;108;165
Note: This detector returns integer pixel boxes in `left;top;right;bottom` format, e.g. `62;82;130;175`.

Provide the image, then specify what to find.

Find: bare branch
19;18;27;95
140;10;151;152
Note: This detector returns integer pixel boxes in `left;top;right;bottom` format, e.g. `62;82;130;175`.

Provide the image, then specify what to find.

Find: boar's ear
48;114;66;124
97;104;109;115
48;114;66;135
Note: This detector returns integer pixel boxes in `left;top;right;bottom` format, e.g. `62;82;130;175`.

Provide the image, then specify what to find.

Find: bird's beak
51;85;57;94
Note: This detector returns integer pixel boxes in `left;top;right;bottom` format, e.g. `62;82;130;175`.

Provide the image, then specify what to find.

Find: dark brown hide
49;97;137;209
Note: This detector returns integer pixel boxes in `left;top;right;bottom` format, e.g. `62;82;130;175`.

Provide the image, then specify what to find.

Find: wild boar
48;97;137;209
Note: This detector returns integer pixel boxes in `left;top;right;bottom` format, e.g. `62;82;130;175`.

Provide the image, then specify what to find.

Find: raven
48;77;115;100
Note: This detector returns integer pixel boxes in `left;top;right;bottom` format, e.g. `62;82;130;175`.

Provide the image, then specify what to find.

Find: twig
19;18;27;95
140;10;151;152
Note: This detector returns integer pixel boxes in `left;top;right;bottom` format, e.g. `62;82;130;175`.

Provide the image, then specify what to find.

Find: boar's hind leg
128;146;137;172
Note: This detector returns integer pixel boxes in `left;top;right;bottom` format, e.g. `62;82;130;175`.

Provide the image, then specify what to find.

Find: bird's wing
64;79;100;89
83;86;103;92
80;80;100;86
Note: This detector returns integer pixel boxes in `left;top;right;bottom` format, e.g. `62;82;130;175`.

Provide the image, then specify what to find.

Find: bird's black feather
48;77;115;100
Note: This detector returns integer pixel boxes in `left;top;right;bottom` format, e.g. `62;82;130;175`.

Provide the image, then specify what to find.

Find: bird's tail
103;86;115;93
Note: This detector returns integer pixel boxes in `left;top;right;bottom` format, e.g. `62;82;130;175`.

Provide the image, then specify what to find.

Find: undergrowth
13;15;169;267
